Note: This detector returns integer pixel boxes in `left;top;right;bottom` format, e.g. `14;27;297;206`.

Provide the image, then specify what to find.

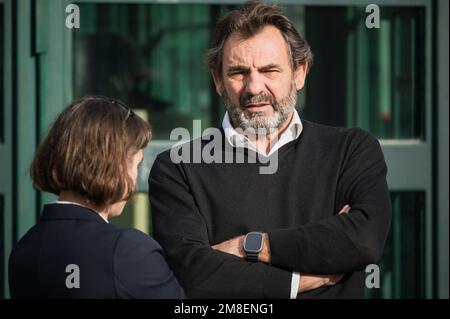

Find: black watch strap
246;252;259;262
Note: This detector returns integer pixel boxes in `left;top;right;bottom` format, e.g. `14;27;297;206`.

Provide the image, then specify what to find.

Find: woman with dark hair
9;96;185;299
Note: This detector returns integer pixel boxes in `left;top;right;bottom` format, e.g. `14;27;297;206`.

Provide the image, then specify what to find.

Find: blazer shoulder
115;228;162;252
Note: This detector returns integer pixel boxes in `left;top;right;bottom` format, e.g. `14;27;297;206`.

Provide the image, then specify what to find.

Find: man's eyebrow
226;63;283;74
226;65;250;73
258;64;283;72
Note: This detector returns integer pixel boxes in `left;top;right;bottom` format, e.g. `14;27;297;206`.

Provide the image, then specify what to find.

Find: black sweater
149;120;391;299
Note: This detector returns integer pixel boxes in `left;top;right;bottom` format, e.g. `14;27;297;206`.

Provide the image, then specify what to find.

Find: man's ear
211;70;224;96
294;63;308;91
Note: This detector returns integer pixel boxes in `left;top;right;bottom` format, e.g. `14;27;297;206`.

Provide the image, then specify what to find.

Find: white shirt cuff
290;272;300;299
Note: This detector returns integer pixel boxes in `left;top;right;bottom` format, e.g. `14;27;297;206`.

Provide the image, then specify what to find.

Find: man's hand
212;235;245;258
298;273;345;293
339;204;351;214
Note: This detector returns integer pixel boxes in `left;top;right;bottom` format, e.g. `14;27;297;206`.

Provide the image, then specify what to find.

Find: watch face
244;232;263;253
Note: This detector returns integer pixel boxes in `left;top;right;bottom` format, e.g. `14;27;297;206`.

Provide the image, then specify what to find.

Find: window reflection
111;192;150;235
302;6;425;139
0;4;4;143
0;195;3;298
74;4;215;140
73;4;424;140
366;192;426;298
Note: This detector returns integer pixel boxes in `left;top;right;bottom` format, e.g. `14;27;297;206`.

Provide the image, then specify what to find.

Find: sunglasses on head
93;95;134;118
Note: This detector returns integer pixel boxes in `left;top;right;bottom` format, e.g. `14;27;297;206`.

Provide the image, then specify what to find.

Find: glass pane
73;4;424;141
0;194;3;298
0;3;4;143
301;6;425;139
73;3;218;140
366;192;426;299
110;192;151;235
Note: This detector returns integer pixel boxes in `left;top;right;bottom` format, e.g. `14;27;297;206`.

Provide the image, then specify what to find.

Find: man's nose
244;71;265;96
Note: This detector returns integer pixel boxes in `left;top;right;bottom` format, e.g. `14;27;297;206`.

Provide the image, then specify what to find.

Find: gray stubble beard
223;80;298;132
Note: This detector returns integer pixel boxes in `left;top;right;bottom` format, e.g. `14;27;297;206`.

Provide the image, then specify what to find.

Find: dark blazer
9;203;185;299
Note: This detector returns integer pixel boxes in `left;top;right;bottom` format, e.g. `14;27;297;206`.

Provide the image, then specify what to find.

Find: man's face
212;25;307;131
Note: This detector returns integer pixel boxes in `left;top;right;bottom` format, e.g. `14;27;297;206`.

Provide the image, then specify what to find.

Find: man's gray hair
206;0;313;77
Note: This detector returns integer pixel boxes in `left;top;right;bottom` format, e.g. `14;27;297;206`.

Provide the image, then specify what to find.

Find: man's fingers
338;204;351;215
299;274;346;293
324;274;345;286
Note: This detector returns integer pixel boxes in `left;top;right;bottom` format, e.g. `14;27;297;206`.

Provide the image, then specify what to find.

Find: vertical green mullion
15;0;37;239
424;2;434;299
381;231;392;298
36;0;73;207
379;20;391;138
1;0;13;299
392;16;402;139
64;1;73;104
392;194;401;298
37;0;73;139
437;0;449;299
410;17;416;136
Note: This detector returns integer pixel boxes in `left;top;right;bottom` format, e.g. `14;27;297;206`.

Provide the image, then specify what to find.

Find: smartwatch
243;232;264;262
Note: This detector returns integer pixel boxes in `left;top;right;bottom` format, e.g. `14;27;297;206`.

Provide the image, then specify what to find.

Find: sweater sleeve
149;152;293;298
269;129;392;274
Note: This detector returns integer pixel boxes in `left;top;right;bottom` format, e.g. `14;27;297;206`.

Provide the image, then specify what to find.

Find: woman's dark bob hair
31;95;151;210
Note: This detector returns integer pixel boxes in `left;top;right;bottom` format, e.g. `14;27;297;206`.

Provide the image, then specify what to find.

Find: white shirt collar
50;200;109;223
222;109;303;156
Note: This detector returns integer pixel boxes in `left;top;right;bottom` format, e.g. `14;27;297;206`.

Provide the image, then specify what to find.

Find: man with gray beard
149;1;391;299
223;79;297;133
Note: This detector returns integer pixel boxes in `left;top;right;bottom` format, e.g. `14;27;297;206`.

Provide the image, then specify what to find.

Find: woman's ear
211;70;224;96
294;63;308;91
